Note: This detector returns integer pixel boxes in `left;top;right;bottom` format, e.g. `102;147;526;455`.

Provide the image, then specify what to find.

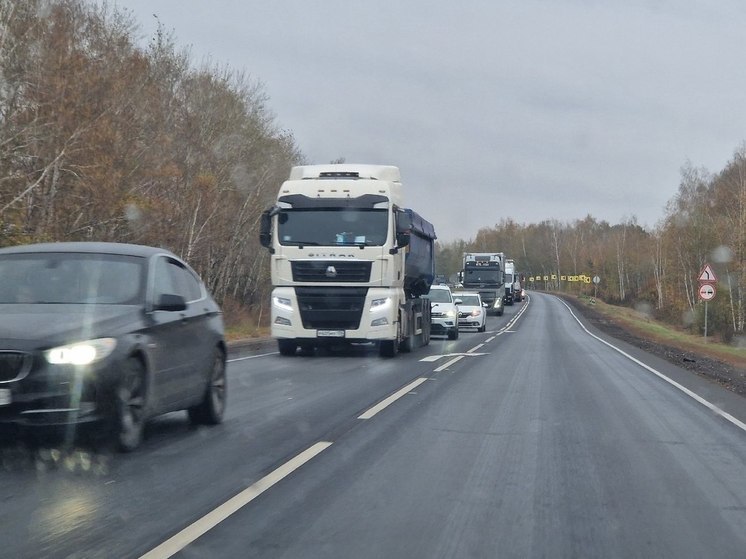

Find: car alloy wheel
116;357;147;452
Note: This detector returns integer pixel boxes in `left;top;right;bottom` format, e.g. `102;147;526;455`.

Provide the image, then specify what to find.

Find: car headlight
370;297;391;312
470;309;481;317
45;338;117;365
273;296;293;312
445;309;457;318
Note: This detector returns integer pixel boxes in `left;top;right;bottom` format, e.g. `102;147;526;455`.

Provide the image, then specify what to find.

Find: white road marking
557;297;746;434
358;377;429;419
420;352;487;363
485;336;496;342
433;355;464;372
227;352;277;363
139;442;333;559
467;344;484;353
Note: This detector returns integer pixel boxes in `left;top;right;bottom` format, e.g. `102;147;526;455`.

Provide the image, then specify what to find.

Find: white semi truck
259;164;436;357
504;258;517;305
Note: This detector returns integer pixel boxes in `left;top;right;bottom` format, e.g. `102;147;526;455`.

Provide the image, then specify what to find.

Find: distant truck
259;164;435;357
504;258;517;305
461;252;505;315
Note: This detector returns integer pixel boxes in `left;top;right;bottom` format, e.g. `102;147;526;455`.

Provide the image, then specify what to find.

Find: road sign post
697;263;717;342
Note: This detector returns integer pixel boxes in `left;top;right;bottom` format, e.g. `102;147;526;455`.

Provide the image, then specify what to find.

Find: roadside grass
222;300;270;341
225;323;270;341
573;295;746;369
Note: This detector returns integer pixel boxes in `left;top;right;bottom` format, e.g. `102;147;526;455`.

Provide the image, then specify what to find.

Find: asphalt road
1;293;745;558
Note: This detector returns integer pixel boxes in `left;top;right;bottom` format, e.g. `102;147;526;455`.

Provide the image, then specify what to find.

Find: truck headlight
273;296;293;312
370;297;391;312
46;338;117;366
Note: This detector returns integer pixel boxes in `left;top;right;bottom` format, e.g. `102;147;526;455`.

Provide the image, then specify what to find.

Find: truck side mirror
259;209;273;252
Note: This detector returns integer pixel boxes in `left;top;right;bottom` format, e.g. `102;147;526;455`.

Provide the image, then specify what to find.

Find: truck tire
277;339;297;356
379;339;398;357
400;334;415;352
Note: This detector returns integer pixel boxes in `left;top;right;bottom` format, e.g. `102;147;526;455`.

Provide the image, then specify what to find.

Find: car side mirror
453;298;462;305
154;293;187;312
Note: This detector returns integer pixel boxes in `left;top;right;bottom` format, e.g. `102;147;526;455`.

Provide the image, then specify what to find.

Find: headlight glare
46;338;117;365
273;296;293;312
370;297;391;312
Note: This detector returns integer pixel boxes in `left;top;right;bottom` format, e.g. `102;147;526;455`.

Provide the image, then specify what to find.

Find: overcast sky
113;0;746;241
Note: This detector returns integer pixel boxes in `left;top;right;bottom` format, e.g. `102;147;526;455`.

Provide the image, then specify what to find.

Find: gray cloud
116;0;746;240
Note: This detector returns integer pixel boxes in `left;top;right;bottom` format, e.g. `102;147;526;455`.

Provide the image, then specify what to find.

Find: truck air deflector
278;194;388;209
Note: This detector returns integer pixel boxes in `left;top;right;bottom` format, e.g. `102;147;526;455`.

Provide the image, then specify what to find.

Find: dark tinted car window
153;257;203;302
171;263;203;302
0;253;145;304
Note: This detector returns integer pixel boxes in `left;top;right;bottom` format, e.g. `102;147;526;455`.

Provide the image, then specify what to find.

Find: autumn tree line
436;156;746;344
0;0;302;321
1;1;744;343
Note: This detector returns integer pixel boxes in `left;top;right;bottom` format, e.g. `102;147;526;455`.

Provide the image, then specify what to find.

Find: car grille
431;312;445;318
295;287;368;330
0;352;32;382
291;260;372;283
458;311;471;318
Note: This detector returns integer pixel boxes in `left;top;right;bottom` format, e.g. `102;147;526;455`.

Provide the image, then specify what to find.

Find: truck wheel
379;339;398;357
400;334;415;352
277;339;297;356
298;343;315;356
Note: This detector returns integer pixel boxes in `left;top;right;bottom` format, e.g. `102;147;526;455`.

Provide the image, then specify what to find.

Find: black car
0;242;227;451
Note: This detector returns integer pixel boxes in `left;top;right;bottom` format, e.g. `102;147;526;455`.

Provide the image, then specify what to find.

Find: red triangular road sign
698;263;717;283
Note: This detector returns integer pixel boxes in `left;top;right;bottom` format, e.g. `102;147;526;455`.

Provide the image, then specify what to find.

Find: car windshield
278;208;388;246
0;253;146;305
457;294;480;306
424;288;452;303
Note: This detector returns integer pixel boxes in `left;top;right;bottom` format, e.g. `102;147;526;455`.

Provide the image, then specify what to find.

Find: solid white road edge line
139;442;333;559
227;352;278;362
557;297;746;434
358;377;429;419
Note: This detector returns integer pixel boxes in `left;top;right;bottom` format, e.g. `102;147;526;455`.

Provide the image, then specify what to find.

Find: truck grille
295;287;368;330
291;261;372;283
0;352;32;382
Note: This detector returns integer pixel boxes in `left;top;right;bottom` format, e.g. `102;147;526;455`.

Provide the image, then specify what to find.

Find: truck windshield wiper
281;240;320;248
336;240;379;249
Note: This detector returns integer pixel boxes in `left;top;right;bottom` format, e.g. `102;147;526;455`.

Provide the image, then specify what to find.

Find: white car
424;284;459;339
452;291;487;332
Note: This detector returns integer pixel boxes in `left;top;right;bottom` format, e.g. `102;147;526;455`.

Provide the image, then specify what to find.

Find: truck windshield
463;269;501;284
278;208;388;246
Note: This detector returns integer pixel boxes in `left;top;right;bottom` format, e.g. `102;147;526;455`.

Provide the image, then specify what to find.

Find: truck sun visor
278;194;389;209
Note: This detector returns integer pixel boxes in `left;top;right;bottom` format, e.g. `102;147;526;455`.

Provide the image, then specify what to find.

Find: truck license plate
317;330;345;338
0;389;10;406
